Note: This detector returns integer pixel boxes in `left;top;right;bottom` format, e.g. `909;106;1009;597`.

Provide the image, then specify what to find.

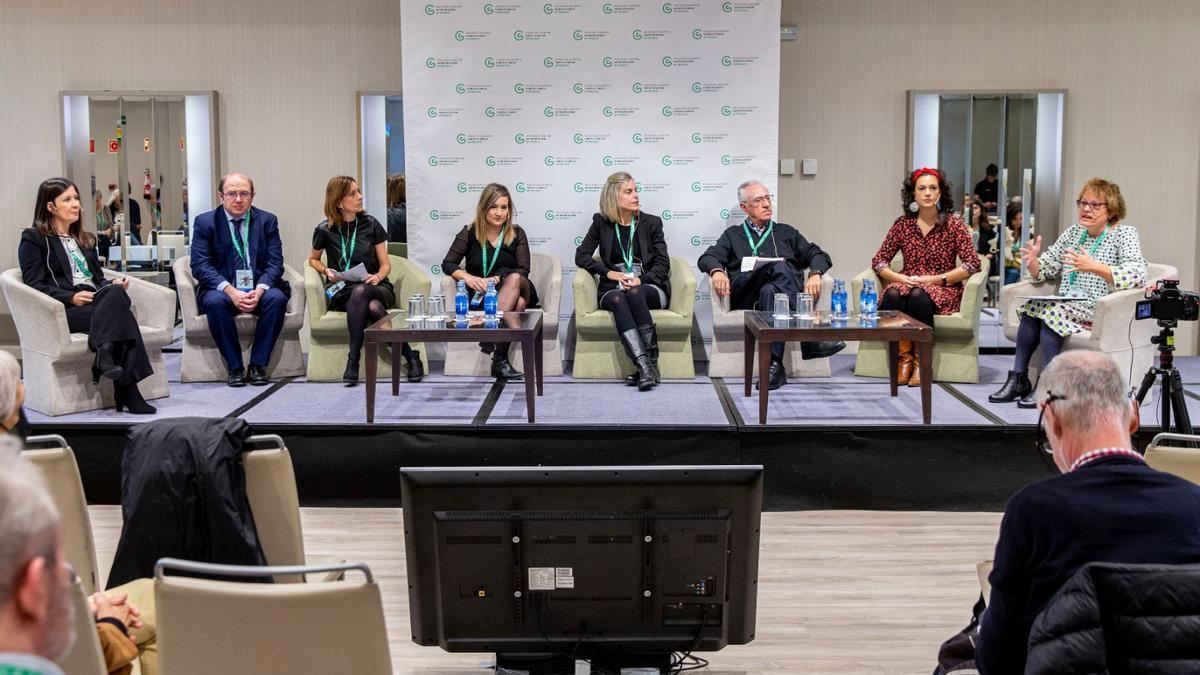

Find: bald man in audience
976;351;1200;674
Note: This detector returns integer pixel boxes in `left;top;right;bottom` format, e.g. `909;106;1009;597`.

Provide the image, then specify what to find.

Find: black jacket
574;212;672;303
1025;562;1200;674
107;417;268;588
696;221;832;284
17;228;111;305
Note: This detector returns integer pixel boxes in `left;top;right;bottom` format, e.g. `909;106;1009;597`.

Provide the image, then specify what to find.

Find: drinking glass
772;292;790;319
795;292;814;319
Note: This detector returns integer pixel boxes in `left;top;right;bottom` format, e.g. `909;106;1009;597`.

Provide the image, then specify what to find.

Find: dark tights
345;284;411;361
880;287;936;328
601;286;663;334
1013;314;1064;373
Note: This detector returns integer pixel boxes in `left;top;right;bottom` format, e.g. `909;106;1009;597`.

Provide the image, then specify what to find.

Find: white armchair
999;262;1176;385
0;268;175;416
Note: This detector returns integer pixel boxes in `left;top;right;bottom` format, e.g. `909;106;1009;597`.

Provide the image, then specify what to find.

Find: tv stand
496;651;674;674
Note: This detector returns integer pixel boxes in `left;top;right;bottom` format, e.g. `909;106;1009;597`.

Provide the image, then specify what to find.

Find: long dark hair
900;169;956;220
33;177;95;248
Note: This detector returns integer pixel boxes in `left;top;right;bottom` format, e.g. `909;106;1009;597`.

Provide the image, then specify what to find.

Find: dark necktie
232;217;245;263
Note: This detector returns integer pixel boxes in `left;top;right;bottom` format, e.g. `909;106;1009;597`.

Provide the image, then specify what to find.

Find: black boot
404;349;425;383
479;342;495;355
1017;385;1039;409
619;329;656;391
800;340;846;360
988;370;1032;403
92;343;124;384
624;324;661;385
756;357;788;391
343;356;360;384
491;344;524;382
114;382;156;415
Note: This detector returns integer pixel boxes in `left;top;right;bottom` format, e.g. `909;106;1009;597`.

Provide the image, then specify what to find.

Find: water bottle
454;280;469;328
859;280;870;318
483;279;498;328
831;278;848;320
864;279;879;319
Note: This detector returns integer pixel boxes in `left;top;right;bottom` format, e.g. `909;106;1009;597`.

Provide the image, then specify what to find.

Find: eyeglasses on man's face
1075;199;1106;212
744;194;773;207
223;191;253;201
1035;392;1067;455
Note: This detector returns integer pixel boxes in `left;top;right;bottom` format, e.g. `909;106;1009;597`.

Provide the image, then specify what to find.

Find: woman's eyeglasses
1075;199;1106;211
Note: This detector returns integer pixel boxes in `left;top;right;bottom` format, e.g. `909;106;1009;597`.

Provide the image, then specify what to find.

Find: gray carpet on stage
486;381;731;426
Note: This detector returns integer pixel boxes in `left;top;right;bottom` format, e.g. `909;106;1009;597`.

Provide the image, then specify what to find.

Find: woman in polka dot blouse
989;178;1147;408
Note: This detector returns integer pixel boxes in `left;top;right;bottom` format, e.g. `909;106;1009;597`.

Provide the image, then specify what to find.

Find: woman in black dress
442;183;539;382
17;177;157;413
574;172;672;391
307;176;423;384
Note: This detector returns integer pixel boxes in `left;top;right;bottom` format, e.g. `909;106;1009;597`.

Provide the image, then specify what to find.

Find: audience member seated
574;172;671;391
18;178;158;414
386;173;407;243
989;178;1147;408
442;183;539;382
190;172;290;387
871;168;981;387
308;175;420;385
697;179;845;391
0;351;31;439
975;351;1200;674
1004;202;1024;285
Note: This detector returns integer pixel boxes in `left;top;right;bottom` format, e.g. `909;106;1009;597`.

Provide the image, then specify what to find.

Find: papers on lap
740;256;785;273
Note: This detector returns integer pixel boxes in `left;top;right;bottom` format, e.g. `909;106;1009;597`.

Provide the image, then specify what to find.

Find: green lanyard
614;216;637;271
62;239;94;280
481;225;507;278
228;208;251;266
338;219;359;272
1067;224;1110;287
742;218;774;256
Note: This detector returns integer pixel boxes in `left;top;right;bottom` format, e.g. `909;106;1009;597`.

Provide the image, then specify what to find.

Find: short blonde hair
599;172;635;224
1078;178;1126;224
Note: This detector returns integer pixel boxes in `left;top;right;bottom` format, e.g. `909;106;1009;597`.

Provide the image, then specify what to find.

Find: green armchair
303;254;429;381
571;255;696;379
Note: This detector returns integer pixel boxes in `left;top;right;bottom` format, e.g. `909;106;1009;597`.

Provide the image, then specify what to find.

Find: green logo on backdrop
661;155;673;166
661;106;673;117
484;57;495;68
603;106;614;117
691;181;701;192
544;210;555;221
691;235;702;246
573;133;584;144
721;106;732;116
543;106;555;117
426;107;437;118
543;57;553;67
516;182;527;192
425;58;436;68
632;82;643;93
514;30;525;41
574;236;584;246
573;83;584;94
692;82;702;93
603;3;614;14
573;30;584;40
573;182;584;193
485;155;497;166
722;1;733;12
457;182;468;193
691;132;703;143
430;210;441;220
431;264;441;274
485;106;496;118
543;3;554;14
662;56;673;67
632;29;643;40
455;83;466;94
602;56;614;68
602;155;614;166
425;4;435;15
720;208;731;220
632;133;643;144
544;156;555;167
720;155;732;165
514;133;526;144
514;83;525;94
662;3;673;13
454;30;465;41
692;28;702;39
661;210;673;221
484;3;495;14
456;134;467;144
721;55;732;66
427;156;438;166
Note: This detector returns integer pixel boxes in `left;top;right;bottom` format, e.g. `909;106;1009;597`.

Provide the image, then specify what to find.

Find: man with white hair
0;448;74;674
975;350;1200;674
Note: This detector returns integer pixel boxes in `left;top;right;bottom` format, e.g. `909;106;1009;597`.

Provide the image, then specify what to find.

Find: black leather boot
92;343;124;384
619;329;656;391
491;344;524;382
1017;385;1039;409
479;342;495;355
625;324;661;385
405;349;425;383
343;356;360;384
988;370;1032;403
114;382;156;415
756;357;788;391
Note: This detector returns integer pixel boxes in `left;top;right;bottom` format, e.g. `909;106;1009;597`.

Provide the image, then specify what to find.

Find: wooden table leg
919;340;933;424
888;340;899;397
743;326;755;397
758;340;772;424
521;337;536;423
535;323;544;397
391;342;400;396
365;340;377;423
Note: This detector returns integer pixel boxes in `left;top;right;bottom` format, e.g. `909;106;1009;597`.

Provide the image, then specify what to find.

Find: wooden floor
89;507;1002;675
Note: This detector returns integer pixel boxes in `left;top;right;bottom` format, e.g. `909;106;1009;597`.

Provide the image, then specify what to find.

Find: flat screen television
401;465;763;674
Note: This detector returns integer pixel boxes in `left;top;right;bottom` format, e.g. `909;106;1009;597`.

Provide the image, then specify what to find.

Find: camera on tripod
1135;279;1199;323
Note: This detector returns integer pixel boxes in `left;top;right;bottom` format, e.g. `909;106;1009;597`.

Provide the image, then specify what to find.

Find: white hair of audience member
1035;351;1133;432
736;180;766;204
0;351;21;420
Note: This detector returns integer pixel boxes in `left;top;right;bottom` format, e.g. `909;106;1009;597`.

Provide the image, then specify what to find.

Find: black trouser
65;284;153;385
600;285;663;334
731;261;802;360
880;287;936;328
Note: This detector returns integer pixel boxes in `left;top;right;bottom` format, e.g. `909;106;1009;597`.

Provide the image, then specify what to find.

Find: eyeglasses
1035;392;1066;455
1075;199;1106;211
223;191;253;200
744;194;773;207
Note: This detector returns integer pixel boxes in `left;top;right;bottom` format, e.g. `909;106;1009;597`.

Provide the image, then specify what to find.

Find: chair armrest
541;259;562;330
392;257;432;308
107;271;177;331
303;263;328;323
0;273;71;355
282;264;306;317
572;268;599;315
667;258;697;320
957;256;990;324
1092;287;1155;351
439;275;456;303
172;256;201;321
849;267;876;313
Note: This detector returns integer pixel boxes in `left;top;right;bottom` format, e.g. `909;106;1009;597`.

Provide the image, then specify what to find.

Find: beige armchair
440;253;563;376
172;256;306;382
852;254;990;383
0;268;174;416
707;273;835;378
1000;262;1175;385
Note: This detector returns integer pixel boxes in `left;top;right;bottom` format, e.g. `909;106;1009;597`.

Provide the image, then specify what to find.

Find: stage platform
31;347;1200;513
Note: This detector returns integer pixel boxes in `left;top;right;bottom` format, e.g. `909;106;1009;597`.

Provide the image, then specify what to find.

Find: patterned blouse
1018;223;1147;337
871;213;982;315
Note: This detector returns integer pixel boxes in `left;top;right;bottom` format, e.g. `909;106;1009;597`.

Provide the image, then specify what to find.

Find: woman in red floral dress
870;168;982;385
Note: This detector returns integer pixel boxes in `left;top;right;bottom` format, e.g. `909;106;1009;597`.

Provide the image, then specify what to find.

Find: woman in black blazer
17;178;156;413
574;171;671;391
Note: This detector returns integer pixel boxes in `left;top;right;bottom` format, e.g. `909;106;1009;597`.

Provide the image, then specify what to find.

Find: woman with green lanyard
443;183;539;382
990;178;1147;407
18;177;158;413
309;175;423;385
574;171;672;391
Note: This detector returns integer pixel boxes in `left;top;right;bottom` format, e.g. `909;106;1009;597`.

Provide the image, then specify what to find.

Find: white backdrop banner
401;0;781;359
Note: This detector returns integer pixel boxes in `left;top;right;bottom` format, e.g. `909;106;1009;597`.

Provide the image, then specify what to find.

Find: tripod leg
1168;370;1194;436
1135;367;1159;406
1162;371;1172;433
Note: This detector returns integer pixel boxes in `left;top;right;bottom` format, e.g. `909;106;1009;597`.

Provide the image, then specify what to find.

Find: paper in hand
338;263;370;282
740;256;785;273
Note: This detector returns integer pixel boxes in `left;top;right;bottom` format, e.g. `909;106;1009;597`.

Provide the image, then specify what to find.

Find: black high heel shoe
114;383;157;415
343;358;360;385
405;349;426;383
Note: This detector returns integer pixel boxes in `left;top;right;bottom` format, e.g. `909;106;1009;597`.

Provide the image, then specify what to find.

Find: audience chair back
22;435;102;595
1145;432;1200;485
54;576;108;675
242;435;306;583
155;559;393;675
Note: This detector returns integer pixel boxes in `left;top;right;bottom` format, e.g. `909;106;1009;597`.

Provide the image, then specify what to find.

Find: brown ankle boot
908;346;922;387
896;340;914;385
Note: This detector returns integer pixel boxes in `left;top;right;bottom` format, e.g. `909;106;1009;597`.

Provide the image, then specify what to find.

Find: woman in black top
442;183;538;382
574;172;671;391
308;176;423;385
386;174;407;243
17;178;157;414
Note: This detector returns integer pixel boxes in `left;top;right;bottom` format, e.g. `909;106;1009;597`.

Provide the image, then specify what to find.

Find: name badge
618;262;643;278
740;257;757;273
470;291;484;308
325;280;346;300
235;269;254;292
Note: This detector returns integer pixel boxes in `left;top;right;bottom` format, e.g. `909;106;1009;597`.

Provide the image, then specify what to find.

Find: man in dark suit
975;350;1200;674
698;180;844;390
190;173;289;386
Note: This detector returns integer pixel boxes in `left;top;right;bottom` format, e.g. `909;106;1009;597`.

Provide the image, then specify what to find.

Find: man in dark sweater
976;350;1200;674
698;180;844;390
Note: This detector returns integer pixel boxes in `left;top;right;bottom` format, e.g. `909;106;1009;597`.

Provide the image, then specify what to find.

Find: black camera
1136;279;1200;323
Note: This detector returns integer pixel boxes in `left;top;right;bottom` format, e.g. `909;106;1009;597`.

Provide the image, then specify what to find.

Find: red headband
911;167;940;183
